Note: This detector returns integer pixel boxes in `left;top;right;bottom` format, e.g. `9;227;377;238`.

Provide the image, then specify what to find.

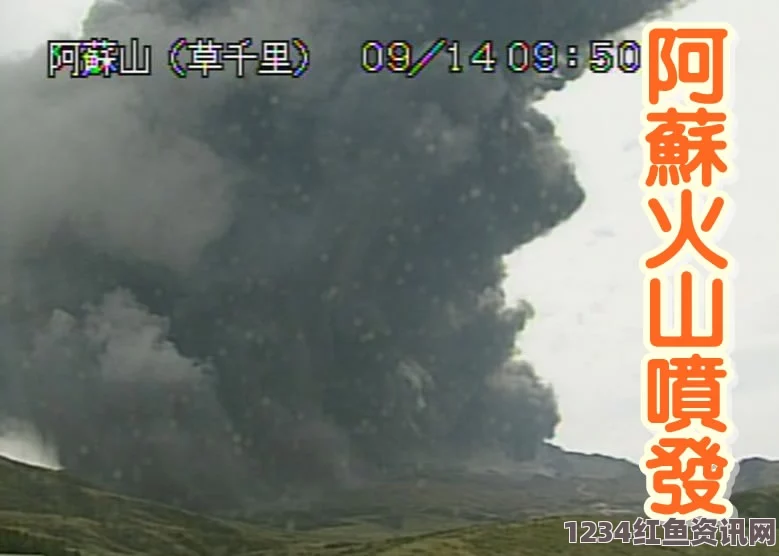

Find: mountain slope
731;485;779;521
0;456;295;556
321;515;779;555
3;455;779;555
240;445;779;535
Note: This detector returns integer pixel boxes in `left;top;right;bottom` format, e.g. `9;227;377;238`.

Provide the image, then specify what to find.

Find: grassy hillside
2;456;778;555
732;485;779;521
328;517;779;555
0;456;295;556
244;468;646;537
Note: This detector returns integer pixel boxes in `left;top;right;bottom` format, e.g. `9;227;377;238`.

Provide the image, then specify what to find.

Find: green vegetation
0;527;82;556
323;517;779;555
732;485;779;520
2;457;777;555
0;457;293;556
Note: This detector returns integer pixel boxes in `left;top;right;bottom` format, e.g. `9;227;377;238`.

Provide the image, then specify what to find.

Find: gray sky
0;0;776;465
506;0;778;462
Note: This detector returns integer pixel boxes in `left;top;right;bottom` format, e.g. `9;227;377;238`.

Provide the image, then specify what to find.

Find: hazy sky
0;0;776;465
509;0;778;462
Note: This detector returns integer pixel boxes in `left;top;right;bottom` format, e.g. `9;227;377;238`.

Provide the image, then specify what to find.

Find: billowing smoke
0;0;680;509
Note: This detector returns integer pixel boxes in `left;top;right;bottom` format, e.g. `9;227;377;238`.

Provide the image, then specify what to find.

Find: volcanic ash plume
0;0;679;509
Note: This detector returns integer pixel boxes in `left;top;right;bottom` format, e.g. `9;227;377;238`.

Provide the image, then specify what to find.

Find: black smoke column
0;0;682;509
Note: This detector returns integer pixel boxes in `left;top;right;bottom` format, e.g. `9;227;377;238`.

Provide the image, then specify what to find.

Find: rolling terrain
2;447;778;555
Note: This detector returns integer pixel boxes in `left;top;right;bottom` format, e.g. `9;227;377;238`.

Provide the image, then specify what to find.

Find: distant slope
0;456;295;556
247;468;647;534
525;444;779;493
736;458;779;493
243;446;779;535
3;454;779;555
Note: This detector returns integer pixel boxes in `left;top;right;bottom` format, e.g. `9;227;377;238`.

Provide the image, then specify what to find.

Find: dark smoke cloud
0;0;681;509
